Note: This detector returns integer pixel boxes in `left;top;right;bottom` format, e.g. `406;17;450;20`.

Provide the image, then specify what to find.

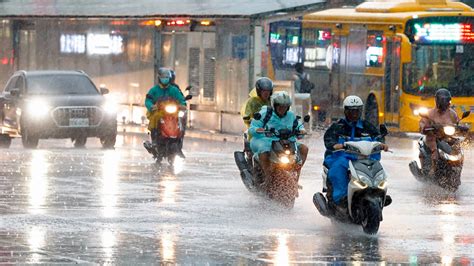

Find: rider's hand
151;105;158;112
296;130;306;139
333;144;344;150
381;143;389;152
256;128;265;133
422;126;434;135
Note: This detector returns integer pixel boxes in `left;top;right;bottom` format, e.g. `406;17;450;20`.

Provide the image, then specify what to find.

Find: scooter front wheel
265;170;298;209
361;201;381;235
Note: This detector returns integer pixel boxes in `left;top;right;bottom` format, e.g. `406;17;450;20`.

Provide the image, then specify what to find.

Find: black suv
0;70;117;148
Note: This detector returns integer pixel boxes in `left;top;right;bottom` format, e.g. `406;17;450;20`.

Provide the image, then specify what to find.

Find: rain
0;0;473;264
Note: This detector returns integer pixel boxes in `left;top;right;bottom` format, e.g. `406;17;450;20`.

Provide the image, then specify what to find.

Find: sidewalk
118;124;243;143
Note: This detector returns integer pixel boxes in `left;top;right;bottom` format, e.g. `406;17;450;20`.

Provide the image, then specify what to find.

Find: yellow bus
301;0;474;132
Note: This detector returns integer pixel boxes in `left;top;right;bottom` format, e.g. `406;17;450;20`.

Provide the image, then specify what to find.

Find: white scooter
313;125;391;234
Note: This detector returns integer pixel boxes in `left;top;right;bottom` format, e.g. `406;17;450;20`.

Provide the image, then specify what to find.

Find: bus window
302;29;332;69
283;28;302;65
366;31;385;67
404;45;474;97
269;21;302;69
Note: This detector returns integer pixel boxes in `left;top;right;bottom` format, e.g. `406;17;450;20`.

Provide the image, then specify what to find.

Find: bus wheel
365;95;379;127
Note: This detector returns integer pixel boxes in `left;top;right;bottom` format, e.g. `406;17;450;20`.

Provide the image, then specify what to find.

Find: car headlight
102;101;118;114
27;99;50;118
165;105;178;114
443;126;455;136
279;156;290;164
413;107;429;116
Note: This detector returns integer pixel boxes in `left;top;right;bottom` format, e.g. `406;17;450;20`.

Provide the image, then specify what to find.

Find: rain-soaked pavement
0;132;473;264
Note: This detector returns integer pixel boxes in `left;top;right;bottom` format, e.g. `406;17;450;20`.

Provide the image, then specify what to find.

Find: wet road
0;133;473;264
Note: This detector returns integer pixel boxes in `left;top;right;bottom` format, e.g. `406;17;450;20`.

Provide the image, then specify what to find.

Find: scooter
144;95;192;165
313;125;391;234
409;111;471;192
234;115;309;208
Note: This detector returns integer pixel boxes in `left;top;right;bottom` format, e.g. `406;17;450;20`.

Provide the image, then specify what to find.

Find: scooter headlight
374;171;387;186
354;179;368;189
178;111;185;118
443;126;455;136
413;107;429;116
279;156;290;164
352;174;372;189
378;180;387;189
439;149;462;161
165;105;178;114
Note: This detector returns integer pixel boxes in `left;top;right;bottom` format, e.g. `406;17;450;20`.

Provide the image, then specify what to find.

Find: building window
60;34;86;54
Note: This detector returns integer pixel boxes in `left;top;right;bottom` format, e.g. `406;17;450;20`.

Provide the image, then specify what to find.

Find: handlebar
257;128;305;138
333;140;390;155
422;124;470;136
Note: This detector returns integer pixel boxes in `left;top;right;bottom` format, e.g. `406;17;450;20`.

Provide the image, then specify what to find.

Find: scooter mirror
461;111;471;120
100;87;109;95
304;115;311;123
185;95;193;101
185;86;193;91
10;88;20;97
253;112;262;120
379;124;388;136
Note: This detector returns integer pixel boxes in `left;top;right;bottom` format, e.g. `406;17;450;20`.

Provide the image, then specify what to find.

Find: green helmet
271;91;292;109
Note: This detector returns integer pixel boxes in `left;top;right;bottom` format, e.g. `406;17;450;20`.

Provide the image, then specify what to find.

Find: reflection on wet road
0;134;473;264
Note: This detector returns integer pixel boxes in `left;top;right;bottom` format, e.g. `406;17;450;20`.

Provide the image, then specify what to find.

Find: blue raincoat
249;106;304;156
324;119;381;204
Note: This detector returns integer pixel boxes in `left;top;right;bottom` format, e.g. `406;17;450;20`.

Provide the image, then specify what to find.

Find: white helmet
271;91;292;108
343;95;364;109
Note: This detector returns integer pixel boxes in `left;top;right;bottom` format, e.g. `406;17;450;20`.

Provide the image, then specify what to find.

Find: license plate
69;118;89;127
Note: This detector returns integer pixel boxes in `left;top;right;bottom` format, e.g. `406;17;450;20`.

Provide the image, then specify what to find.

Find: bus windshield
403;45;474;97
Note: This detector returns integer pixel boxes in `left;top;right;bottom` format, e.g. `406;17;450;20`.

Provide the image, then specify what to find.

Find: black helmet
170;69;176;83
255;77;274;97
435;88;451;111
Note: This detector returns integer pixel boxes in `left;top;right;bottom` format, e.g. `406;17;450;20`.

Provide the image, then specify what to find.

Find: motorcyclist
249;91;309;177
170;69;186;96
323;95;389;209
241;77;274;128
419;88;459;175
145;67;186;146
169;69;188;154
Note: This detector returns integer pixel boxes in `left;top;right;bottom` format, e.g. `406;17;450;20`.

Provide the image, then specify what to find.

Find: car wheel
21;127;39;149
0;135;12;149
73;136;87;148
100;133;116;149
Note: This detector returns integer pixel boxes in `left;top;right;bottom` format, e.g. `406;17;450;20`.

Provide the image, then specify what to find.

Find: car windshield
27;74;99;95
403;44;474;97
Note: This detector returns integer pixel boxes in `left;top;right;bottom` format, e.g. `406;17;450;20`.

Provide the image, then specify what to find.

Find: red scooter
144;95;191;165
